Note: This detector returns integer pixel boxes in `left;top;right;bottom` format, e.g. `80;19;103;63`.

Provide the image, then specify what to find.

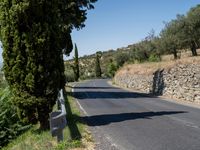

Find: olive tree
185;5;200;56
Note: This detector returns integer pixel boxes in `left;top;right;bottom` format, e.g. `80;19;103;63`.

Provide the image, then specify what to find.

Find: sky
0;0;200;62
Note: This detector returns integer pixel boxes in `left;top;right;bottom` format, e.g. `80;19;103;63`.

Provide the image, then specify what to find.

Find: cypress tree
74;44;79;81
0;0;96;129
95;52;102;78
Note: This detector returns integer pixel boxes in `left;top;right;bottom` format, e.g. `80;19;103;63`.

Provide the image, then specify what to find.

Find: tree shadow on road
73;86;119;89
80;111;187;126
73;91;150;100
63;90;82;140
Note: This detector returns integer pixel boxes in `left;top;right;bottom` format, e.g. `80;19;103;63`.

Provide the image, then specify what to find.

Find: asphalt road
73;79;200;150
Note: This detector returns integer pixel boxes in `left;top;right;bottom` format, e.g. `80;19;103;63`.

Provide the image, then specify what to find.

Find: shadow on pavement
81;111;187;126
63;90;82;140
73;86;119;89
73;91;150;99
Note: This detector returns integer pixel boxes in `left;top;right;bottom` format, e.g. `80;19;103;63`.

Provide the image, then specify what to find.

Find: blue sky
0;0;200;62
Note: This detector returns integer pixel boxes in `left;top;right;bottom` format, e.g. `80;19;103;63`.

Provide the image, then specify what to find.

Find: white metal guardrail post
50;89;67;142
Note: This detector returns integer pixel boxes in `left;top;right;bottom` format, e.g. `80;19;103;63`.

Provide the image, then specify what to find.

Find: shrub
148;54;161;62
65;69;75;82
0;76;7;88
115;53;130;67
0;88;31;148
106;61;118;77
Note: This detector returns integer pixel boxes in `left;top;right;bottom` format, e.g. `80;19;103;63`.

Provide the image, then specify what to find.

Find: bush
0;88;31;148
131;47;149;63
148;54;161;62
80;71;96;80
65;69;75;82
0;77;7;89
115;53;130;67
106;62;118;77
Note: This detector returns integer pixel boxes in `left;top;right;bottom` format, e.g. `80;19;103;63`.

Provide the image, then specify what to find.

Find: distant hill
64;43;200;81
64;44;134;80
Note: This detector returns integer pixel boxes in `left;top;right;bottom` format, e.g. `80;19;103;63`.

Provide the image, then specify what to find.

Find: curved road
73;79;200;150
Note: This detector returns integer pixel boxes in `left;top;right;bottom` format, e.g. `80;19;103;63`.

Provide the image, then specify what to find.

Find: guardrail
50;89;67;142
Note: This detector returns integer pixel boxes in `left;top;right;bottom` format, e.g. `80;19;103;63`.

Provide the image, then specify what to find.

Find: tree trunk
173;48;178;59
190;41;198;56
26;109;38;124
144;51;149;59
38;105;50;130
157;53;161;61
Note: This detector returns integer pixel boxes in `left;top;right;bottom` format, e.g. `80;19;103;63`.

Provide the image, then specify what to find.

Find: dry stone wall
114;64;200;104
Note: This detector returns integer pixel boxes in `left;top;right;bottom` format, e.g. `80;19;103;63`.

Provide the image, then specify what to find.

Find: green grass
2;87;93;150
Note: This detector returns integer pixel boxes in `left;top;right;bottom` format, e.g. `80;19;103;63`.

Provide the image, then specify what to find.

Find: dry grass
117;54;200;76
161;49;200;61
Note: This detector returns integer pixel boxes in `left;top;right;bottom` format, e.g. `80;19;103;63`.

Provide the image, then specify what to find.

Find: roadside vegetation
1;2;200;149
2;86;93;150
0;0;97;149
0;0;97;130
0;84;31;148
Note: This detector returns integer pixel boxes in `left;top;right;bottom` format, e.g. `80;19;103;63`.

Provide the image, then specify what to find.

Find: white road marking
72;83;89;116
72;81;124;150
75;98;88;116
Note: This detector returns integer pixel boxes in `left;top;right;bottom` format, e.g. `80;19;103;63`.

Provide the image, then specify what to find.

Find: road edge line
71;83;89;116
71;80;126;150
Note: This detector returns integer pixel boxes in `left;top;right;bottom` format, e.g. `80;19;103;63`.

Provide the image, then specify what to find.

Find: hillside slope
65;42;200;81
65;46;132;80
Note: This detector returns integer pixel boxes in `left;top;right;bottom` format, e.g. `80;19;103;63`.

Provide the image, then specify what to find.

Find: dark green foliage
0;79;7;89
0;0;96;129
115;52;129;67
160;20;181;59
0;62;3;70
64;63;75;82
151;37;163;60
0;72;6;88
74;44;79;81
65;71;76;83
148;54;161;62
159;6;200;58
129;31;158;63
185;5;200;56
0;88;31;148
106;59;117;77
131;44;149;62
95;52;102;78
148;54;160;62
